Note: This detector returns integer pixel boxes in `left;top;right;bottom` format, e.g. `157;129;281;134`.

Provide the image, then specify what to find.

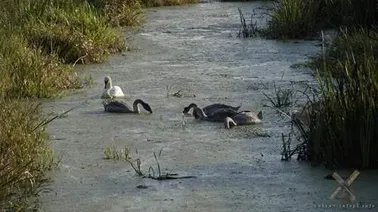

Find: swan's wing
207;108;239;122
104;100;132;112
109;86;125;97
203;103;241;114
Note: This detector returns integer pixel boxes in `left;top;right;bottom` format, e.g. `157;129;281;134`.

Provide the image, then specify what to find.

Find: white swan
101;76;126;99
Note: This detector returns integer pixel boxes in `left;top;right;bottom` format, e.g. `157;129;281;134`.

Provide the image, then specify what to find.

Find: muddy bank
39;1;378;212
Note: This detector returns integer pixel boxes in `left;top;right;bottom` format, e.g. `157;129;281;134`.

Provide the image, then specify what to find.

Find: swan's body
183;103;241;115
193;107;239;122
101;76;126;99
102;99;152;114
224;111;263;129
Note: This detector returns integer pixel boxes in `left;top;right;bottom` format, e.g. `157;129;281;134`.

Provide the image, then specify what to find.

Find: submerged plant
104;146;196;180
262;82;294;108
104;144;131;160
290;51;378;169
237;8;258;38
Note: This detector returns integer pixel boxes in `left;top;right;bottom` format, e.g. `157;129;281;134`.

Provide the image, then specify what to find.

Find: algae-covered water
40;1;378;212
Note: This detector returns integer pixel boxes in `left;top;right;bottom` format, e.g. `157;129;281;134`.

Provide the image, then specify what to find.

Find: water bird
101;76;126;99
102;99;152;114
183;103;242;116
224;111;263;129
193;107;240;122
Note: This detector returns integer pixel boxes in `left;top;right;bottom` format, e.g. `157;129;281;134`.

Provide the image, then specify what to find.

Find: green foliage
1;0;125;64
0;100;56;211
0;33;81;99
306;54;378;169
101;0;144;27
265;0;378;39
309;28;378;76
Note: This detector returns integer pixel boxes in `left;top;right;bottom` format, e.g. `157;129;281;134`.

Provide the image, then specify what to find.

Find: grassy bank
0;100;55;211
265;0;377;40
263;0;378;169
0;0;197;210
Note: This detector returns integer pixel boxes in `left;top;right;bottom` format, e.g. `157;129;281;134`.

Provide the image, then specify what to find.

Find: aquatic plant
262;82;294;108
264;0;321;39
290;50;378;169
104;144;131;160
237;8;259;38
104;146;196;180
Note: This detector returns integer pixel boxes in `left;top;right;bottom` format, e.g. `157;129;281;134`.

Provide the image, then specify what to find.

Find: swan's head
182;103;198;114
104;76;112;89
224;117;237;129
141;102;153;114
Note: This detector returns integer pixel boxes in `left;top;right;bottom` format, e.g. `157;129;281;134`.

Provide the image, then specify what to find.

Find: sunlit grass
0;99;57;211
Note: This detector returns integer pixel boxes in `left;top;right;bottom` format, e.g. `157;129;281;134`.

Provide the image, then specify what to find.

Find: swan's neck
189;103;198;112
105;78;112;89
133;99;142;113
194;108;207;119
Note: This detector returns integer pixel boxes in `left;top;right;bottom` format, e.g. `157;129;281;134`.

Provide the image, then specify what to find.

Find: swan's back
103;100;132;113
203;103;240;115
233;111;262;124
109;86;125;97
206;108;239;122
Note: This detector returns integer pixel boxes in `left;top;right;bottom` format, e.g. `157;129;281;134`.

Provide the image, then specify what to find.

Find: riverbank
0;0;198;211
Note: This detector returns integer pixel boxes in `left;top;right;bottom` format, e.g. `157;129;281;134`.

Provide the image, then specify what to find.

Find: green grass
6;0;126;64
304;53;378;169
90;0;144;27
0;99;56;211
264;0;377;40
293;28;378;169
0;32;82;99
265;0;326;39
308;28;378;77
262;0;378;169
